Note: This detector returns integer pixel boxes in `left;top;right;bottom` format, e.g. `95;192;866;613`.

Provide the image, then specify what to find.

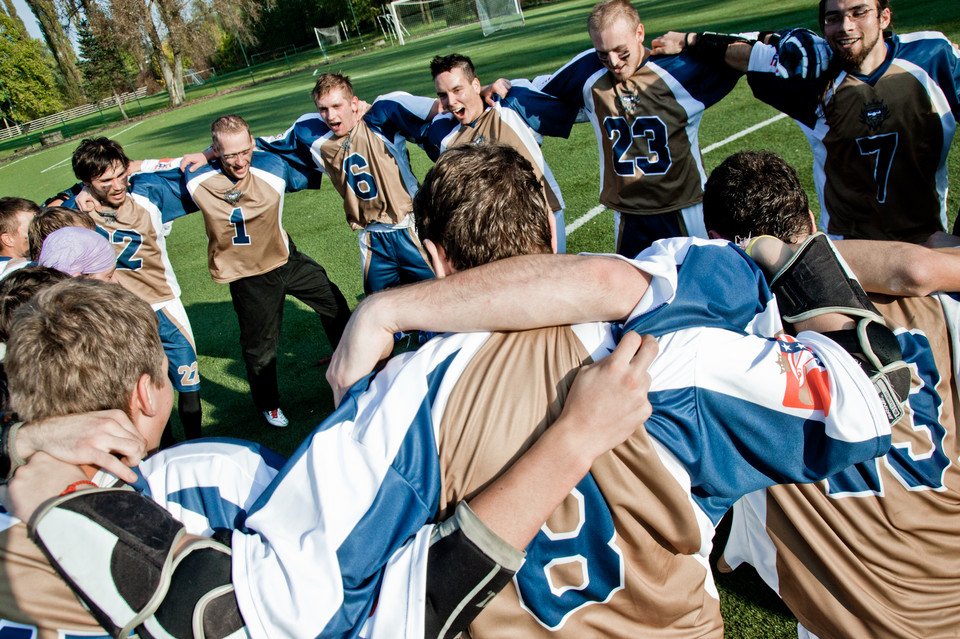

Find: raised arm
326;253;651;404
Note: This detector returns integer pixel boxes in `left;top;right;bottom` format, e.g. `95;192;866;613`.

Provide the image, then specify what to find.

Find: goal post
476;0;524;36
314;25;343;51
390;0;523;45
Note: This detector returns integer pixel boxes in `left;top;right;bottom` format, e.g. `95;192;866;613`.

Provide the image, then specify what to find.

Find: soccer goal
390;0;518;45
476;0;524;36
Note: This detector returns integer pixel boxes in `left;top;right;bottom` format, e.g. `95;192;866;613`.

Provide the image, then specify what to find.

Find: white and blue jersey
747;32;960;242
522;49;741;216
229;238;889;638
0;439;282;639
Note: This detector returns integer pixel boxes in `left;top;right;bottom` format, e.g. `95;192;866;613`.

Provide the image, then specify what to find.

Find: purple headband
38;226;116;276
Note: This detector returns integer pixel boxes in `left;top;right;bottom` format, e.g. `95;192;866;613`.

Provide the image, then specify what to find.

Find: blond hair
28;206;98;261
311;73;354;105
6;279;164;421
210;114;252;150
587;0;640;34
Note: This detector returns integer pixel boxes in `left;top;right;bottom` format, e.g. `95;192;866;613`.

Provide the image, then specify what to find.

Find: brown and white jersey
435;327;722;639
724;293;960;639
87;183;182;310
0;513;107;638
534;49;741;216
747;32;959;242
185;152;296;283
256;93;436;230
427;101;564;213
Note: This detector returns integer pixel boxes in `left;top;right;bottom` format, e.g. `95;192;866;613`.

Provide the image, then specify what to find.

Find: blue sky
12;0;50;40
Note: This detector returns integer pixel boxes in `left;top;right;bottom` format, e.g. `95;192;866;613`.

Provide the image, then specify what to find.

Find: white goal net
314;26;343;49
476;0;523;36
388;0;482;45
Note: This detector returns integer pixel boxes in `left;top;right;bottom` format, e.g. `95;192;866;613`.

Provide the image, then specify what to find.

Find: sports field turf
1;1;958;635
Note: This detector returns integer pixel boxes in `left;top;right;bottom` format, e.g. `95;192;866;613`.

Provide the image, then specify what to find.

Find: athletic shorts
157;298;200;393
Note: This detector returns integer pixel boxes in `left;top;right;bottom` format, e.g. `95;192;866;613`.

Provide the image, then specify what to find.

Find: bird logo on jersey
859;100;890;132
777;335;832;415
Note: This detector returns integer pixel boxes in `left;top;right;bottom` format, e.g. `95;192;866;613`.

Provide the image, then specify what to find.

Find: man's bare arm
468;332;656;550
649;31;753;71
836;240;960;296
8;410;146;483
326;253;652;404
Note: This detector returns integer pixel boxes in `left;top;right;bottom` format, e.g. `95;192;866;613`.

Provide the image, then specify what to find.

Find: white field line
40;121;146;174
565;112;789;237
0;155;29;171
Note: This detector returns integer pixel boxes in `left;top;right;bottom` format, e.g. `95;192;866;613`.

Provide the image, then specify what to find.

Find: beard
831;28;882;70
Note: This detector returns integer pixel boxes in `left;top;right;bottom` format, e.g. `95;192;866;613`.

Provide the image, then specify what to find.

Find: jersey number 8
514;474;625;629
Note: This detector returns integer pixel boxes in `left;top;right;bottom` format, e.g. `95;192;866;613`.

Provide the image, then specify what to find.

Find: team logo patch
776;335;832;415
859;100;890;131
222;187;243;205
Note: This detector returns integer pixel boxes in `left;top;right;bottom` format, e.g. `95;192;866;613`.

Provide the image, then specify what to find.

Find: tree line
0;0;383;125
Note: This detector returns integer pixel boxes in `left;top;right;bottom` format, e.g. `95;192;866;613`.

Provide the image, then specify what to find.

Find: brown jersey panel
92;197;176;306
438;328;722;637
0;521;104;638
765;296;960;639
592;72;701;216
319;121;414;229
823;68;946;242
190;170;290;283
444;109;563;213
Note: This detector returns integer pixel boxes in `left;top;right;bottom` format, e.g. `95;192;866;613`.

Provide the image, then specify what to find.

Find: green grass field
2;1;959;635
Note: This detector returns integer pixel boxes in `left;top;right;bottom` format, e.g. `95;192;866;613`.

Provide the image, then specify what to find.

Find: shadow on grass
171;298;340;457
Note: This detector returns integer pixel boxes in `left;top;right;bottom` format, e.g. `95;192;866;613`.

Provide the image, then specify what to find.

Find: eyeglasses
823;6;879;26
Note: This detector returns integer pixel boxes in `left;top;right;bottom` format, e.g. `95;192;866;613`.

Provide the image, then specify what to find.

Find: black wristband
688;32;752;59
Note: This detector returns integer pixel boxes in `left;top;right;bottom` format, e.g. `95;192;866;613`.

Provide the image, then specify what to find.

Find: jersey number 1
230;207;251;245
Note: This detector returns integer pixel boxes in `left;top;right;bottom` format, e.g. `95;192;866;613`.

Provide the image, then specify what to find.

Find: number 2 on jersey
96;227;143;270
514;475;624;629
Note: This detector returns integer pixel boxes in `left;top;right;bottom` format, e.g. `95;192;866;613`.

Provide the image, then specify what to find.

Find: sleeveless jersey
0;439;279;639
185;151;316;283
747;32;960;242
723;293;960;639
256;92;435;229
426;91;566;214
230;238;889;639
527;49;741;215
67;170;189;310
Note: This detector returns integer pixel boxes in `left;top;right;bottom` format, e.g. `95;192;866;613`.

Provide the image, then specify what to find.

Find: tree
21;0;84;104
77;20;133;118
0;12;65;122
